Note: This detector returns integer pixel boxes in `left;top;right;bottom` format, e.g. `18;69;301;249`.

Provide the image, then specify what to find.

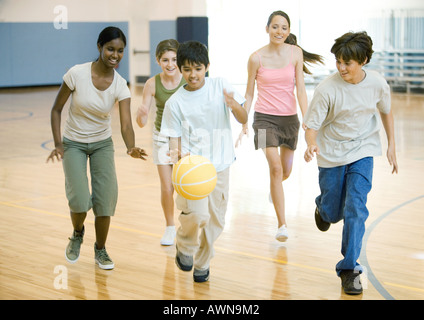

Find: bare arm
243;53;259;120
119;98;147;160
235;53;259;146
304;128;320;162
46;82;72;163
294;46;308;130
169;136;182;164
224;89;248;124
136;77;155;128
380;110;398;174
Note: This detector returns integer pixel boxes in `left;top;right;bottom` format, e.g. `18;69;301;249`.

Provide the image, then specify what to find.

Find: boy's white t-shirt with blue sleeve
160;77;246;172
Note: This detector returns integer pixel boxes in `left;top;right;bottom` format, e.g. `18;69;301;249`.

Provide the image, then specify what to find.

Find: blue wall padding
0;22;129;87
149;20;177;77
176;17;208;46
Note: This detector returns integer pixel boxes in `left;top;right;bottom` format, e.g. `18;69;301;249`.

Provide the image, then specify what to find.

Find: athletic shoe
275;225;288;242
175;246;193;271
340;270;363;295
94;243;114;270
315;207;330;232
160;226;176;246
65;226;84;264
193;268;210;283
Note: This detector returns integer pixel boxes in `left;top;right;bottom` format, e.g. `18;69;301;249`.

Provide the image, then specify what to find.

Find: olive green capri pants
62;137;118;217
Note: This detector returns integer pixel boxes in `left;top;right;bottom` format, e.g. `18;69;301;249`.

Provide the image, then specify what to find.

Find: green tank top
154;74;185;132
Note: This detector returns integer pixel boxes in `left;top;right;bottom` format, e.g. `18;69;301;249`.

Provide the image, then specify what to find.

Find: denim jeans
315;157;373;276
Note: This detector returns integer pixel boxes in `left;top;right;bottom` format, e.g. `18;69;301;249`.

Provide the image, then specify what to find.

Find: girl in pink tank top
254;47;296;116
236;10;323;242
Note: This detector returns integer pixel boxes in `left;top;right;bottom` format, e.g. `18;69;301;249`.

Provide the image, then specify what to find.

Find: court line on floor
360;195;424;300
0;109;33;122
2;199;423;297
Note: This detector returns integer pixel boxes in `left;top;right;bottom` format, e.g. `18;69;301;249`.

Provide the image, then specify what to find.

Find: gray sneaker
193;268;210;282
94;243;114;270
175;246;193;271
65;226;84;264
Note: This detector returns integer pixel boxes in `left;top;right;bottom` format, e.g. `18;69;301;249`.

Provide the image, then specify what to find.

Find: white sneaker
275;225;288;242
160;226;176;246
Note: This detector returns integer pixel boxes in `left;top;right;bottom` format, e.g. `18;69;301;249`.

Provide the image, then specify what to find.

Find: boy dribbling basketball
160;41;247;282
303;31;398;295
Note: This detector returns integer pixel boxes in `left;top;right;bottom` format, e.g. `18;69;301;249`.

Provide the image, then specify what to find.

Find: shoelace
96;248;112;262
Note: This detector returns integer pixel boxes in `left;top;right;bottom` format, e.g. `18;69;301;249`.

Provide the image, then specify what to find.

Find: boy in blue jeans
160;41;247;282
304;32;398;295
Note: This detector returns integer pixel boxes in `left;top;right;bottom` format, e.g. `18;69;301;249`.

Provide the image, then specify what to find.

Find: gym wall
0;0;208;88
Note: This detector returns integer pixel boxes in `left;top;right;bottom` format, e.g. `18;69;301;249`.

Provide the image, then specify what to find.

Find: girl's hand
235;124;249;148
167;149;190;164
136;106;148;128
46;147;64;163
127;147;148;160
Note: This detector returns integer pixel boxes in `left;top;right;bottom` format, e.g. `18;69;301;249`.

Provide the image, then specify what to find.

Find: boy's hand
304;145;320;162
387;145;398;174
223;89;236;110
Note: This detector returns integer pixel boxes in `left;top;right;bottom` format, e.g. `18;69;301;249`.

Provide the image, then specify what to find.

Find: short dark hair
97;26;127;47
331;31;374;65
177;41;209;70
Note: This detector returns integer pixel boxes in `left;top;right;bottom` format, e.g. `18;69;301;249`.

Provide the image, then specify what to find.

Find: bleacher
366;49;424;94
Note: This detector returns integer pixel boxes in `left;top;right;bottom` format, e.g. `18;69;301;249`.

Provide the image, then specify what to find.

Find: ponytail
285;33;324;74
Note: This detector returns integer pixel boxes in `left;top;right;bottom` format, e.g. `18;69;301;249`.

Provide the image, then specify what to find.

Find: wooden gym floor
0;84;423;301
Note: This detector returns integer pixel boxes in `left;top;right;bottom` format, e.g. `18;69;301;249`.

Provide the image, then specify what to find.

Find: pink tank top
254;46;296;116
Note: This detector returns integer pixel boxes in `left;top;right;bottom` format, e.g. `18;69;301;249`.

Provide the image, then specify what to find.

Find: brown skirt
252;112;300;150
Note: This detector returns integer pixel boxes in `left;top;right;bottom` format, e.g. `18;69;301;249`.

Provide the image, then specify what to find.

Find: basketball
172;155;217;200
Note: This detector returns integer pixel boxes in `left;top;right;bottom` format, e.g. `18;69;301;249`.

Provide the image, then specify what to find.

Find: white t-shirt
160;77;246;172
62;62;131;143
304;70;391;168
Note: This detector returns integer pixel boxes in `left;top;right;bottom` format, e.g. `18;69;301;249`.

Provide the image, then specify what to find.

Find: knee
344;199;369;222
181;211;209;228
69;196;91;214
161;182;174;195
316;198;343;223
269;165;283;180
282;161;294;181
325;212;343;224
